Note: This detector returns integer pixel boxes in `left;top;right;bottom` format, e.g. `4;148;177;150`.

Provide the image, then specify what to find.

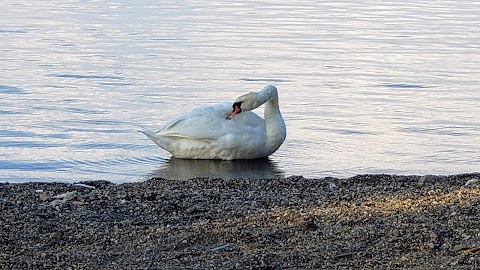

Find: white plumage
141;85;286;160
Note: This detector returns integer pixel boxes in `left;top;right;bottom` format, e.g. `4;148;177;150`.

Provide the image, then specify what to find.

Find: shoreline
1;173;479;269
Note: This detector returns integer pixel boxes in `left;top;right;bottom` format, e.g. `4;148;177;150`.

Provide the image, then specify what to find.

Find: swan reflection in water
149;157;284;180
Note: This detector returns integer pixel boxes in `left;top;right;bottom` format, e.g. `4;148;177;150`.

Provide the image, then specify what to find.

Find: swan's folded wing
156;105;233;141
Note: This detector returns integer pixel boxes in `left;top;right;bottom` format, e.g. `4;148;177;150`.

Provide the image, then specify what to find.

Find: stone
464;178;479;187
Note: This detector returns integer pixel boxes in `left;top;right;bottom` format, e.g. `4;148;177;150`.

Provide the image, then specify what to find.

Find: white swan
141;85;286;160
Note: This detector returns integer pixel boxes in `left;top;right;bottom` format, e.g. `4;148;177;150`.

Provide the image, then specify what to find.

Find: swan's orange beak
227;104;242;120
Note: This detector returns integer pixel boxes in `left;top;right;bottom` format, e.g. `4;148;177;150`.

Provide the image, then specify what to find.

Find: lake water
1;0;479;183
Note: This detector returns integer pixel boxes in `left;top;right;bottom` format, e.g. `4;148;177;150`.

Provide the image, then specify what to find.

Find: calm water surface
1;0;479;182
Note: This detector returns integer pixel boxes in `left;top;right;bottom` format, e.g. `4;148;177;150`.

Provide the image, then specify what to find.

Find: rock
53;191;77;200
419;174;445;184
452;244;470;252
464;178;479;187
72;197;87;206
50;191;79;206
299;217;318;231
418;176;426;186
39;193;48;202
328;183;337;191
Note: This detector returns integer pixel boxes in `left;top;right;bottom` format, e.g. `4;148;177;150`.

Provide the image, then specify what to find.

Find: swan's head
227;85;278;120
226;92;257;120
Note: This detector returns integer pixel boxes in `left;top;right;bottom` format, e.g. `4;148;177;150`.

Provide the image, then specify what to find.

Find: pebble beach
1;173;479;269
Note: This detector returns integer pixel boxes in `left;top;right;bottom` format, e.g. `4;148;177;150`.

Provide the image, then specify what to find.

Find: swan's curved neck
260;87;286;154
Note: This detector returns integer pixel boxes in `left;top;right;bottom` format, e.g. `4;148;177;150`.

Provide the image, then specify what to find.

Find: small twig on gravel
333;252;357;260
210;244;230;252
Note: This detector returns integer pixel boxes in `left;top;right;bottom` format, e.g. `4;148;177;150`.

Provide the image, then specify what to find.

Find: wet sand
1;174;479;269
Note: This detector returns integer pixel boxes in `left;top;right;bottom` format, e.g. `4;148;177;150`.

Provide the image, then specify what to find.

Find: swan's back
149;103;267;159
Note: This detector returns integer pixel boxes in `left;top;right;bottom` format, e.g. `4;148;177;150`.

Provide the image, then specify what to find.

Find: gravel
1;174;479;269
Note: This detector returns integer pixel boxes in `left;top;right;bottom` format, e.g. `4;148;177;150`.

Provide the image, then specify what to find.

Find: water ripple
381;83;429;89
48;74;126;80
0;160;71;171
400;126;469;137
239;77;292;83
72;142;151;150
0;130;70;139
0;29;27;34
0;141;64;148
0;110;20;115
0;85;25;94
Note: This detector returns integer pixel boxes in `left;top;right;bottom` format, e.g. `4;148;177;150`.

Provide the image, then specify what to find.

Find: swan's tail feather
138;129;156;139
139;130;165;148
